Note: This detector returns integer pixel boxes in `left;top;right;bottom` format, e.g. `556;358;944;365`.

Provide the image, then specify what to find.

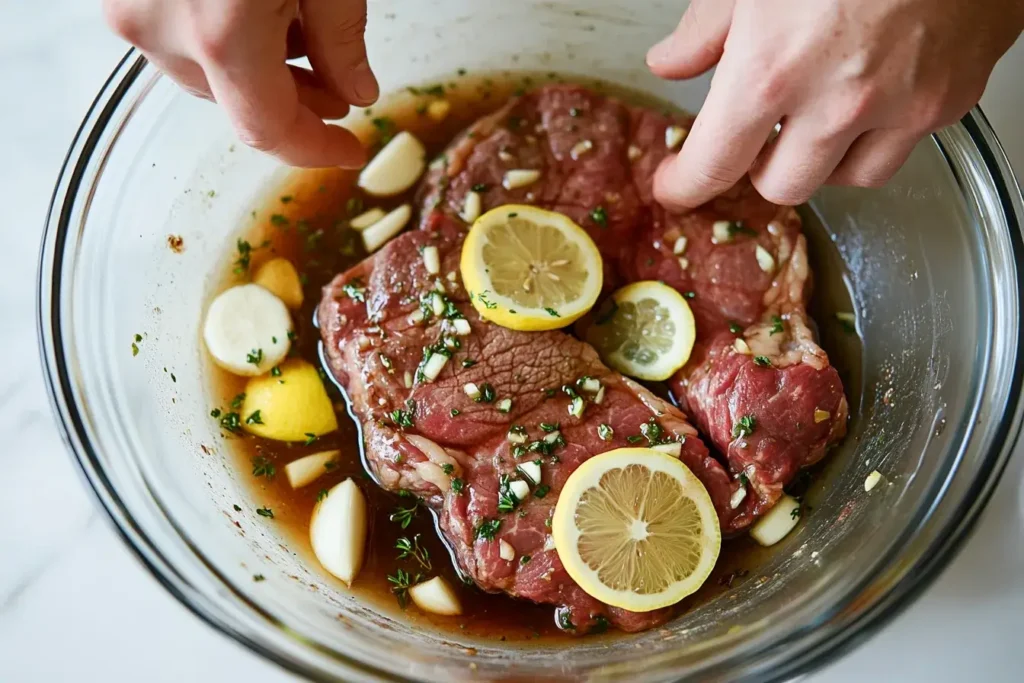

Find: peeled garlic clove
750;494;801;547
203;284;292;377
285;450;340;489
310;479;368;585
349;208;387;230
358;131;426;197
408;576;463;615
361;204;412;253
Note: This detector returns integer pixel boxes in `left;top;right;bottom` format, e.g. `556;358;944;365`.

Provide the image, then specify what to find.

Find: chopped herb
251;456;274;478
544;307;561;318
598;424;613;441
270;213;289;228
303;432;318;446
346;197;364;216
387;568;422;608
371;116;396;144
287;330;298;342
558;609;575;631
253;574;265;582
640;418;664;445
520;555;532;565
219;412;242;433
790;505;802;520
626;435;644;444
233;504;242;512
508;212;518;218
543;388;557;398
475;382;496;403
391;407;415;429
316;488;329;502
441;463;455;475
727;221;758;238
280;195;293;204
304;229;324;252
423;84;445;96
753;355;772;368
134;333;143;342
395;534;432;570
233;239;254;274
476;291;498;310
534;484;551;498
733;415;757;439
590;206;608;227
450;408;461;417
471;183;490;192
230;393;246;409
270;366;281;377
540;422;560;433
770;315;785;335
451;478;465;495
683;291;696;300
739;473;750;487
475;518;502;541
729;322;744;335
390;502;419;529
544;517;552;528
245;410;264;425
457;68;467;76
591;616;610;634
342;280;366;302
210;408;222;418
246;348;263;366
497;475;519;513
131;342;139;356
256;506;274;519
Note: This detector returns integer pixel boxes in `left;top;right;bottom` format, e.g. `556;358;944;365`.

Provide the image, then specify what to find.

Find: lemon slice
460;205;603;331
584;281;696;381
552;448;721;612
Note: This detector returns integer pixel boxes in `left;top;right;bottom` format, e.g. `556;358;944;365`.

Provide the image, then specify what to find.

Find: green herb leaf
733;415;757;439
390;502;419;529
395;534;432;571
245;409;264;425
534;484;551;499
590;206;608;227
246;348;263;366
475;518;502;541
544;307;561;318
769;315;784;335
251;455;274;478
753;355;772;368
256;506;274;519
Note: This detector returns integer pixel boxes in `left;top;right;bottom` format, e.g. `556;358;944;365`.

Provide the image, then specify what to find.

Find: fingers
143;50;213;100
748;119;860;205
205;56;365;168
290;65;351;120
647;0;735;79
301;0;378;106
653;62;781;209
827;129;919;188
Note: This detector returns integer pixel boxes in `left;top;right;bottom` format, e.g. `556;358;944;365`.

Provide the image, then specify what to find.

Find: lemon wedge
460;205;603;331
242;359;338;442
552;448;720;612
584;281;696;381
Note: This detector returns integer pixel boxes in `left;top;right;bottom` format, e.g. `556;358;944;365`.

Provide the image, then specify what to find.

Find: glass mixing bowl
37;1;1024;681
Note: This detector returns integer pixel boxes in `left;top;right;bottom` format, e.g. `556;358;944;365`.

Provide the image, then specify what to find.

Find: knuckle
822;87;878;138
102;0;143;44
237;128;281;154
751;173;807;206
332;12;369;43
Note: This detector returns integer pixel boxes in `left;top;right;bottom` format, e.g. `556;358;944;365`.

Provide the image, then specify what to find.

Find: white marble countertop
1;3;1021;681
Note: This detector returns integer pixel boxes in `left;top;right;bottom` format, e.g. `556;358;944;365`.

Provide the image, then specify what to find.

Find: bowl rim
36;49;1024;682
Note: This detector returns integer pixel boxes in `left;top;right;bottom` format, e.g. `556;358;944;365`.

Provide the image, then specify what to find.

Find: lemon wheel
552;448;721;612
460;205;603;331
584;281;696;381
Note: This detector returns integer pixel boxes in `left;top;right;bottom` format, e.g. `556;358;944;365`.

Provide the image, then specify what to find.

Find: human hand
103;0;376;168
647;0;1024;208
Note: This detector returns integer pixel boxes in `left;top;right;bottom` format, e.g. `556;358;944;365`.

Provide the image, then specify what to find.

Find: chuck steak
318;217;747;634
418;84;848;530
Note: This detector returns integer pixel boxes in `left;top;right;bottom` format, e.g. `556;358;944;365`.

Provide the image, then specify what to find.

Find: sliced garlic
426;99;451;122
543;430;562;444
579;377;601;393
734;338;751;355
349;208;386;230
422;245;440;275
463;382;481;400
864;470;883;492
677;257;689;271
509;480;530;502
570;139;594;160
451;318;472;336
593;385;606;405
712;220;733;244
461;190;482;223
507;428;527;445
750;494;801;547
729;485;747;510
517;461;542;486
628;145;642;161
361;204;411;253
665;125;688;150
285;450;340;489
755;245;776;273
503;169;542;190
498;150;515;163
499;539;516;561
814;408;831;424
408;576;463;615
420;352;449;382
673;236;689;255
652;442;682;457
310;479;368;585
358;131;426;197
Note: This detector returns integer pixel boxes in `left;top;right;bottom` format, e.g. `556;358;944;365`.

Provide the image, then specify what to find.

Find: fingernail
646;35;676;67
350;60;379;105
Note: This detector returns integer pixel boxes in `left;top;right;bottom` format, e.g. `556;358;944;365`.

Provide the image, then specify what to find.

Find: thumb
301;0;378;106
647;0;735;79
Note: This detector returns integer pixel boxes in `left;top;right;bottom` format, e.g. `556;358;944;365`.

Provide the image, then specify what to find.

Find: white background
0;2;1021;680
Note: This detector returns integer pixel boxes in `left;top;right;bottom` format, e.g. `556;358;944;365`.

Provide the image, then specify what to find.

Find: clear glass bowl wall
38;1;1024;681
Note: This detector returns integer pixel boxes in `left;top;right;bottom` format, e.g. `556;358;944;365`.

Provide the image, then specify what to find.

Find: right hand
103;0;376;168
